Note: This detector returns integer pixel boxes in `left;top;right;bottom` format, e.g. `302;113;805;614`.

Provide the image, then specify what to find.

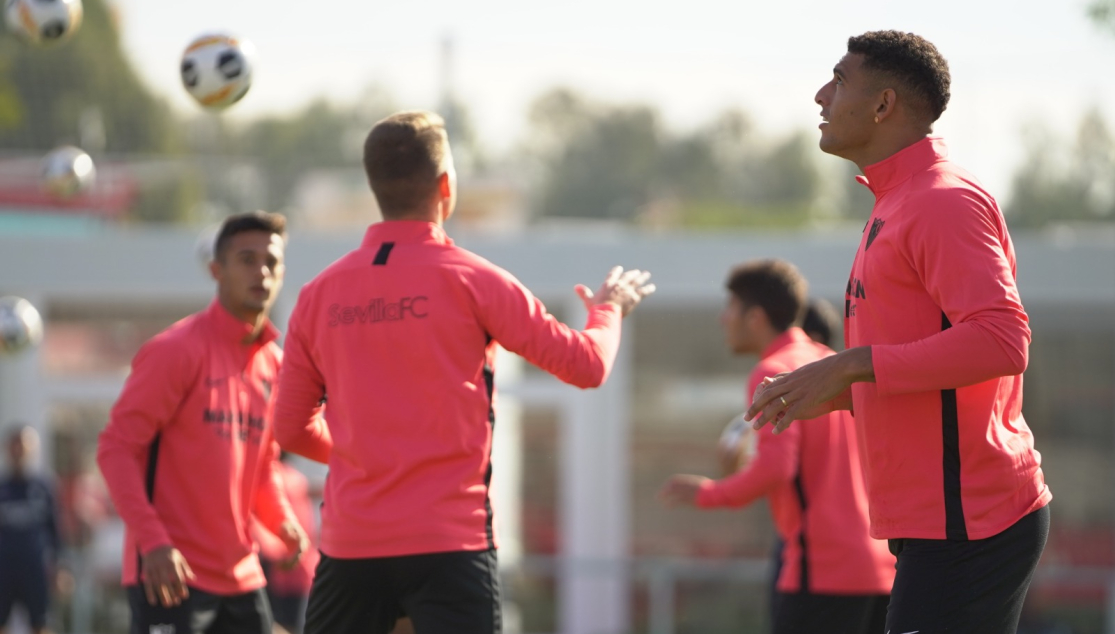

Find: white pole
559;299;631;634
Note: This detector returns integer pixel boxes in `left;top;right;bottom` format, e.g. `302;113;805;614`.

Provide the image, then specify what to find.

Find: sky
109;0;1115;201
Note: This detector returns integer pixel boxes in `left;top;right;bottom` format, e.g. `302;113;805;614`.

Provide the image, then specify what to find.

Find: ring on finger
779;396;789;408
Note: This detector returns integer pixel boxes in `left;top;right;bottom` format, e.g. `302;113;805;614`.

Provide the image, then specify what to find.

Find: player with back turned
747;31;1051;634
273;111;655;634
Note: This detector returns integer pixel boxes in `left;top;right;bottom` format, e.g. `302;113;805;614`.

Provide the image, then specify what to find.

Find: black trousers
127;585;272;634
885;504;1050;634
773;592;889;634
304;549;501;634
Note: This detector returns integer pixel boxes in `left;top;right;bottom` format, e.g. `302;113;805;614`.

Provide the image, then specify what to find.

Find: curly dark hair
848;31;951;123
725;259;808;332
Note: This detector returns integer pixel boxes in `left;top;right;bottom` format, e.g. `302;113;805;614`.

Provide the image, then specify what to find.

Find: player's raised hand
658;474;710;507
141;545;195;607
575;266;656;317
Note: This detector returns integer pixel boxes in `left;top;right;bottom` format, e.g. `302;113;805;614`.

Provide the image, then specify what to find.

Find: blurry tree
222;86;398;213
0;0;176;153
525;88;822;227
1088;0;1115;34
0;0;201;223
1006;108;1115;227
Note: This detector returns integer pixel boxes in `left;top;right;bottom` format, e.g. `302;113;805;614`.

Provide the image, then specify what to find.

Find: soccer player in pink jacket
273;111;655;634
747;31;1051;633
98;212;310;634
661;260;894;634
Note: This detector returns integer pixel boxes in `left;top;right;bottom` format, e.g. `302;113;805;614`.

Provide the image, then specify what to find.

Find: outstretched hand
575;266;656;317
658;474;709;507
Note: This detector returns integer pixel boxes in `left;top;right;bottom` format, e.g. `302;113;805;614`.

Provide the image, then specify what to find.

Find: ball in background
0;296;44;356
4;0;83;46
180;33;254;110
41;145;95;198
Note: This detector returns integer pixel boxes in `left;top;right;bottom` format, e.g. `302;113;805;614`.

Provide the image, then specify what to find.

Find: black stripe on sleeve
940;313;969;541
145;433;161;502
793;474;810;593
372;242;395;265
138;433;162;572
482;337;496;549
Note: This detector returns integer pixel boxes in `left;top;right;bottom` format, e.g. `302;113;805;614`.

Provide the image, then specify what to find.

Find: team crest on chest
866;218;885;250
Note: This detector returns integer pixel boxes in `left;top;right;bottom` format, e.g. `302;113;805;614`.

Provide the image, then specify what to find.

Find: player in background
747;31;1051;634
661;260;894;634
714;295;845;628
0;425;61;634
273;110;655;634
97;211;310;634
254;452;319;634
800;298;840;351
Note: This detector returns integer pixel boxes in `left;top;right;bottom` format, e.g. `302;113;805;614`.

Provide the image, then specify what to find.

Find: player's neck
216;296;268;344
853;128;932;173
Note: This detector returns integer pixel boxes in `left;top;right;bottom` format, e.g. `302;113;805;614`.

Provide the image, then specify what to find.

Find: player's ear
437;171;452;200
875;88;897;122
208;257;222;282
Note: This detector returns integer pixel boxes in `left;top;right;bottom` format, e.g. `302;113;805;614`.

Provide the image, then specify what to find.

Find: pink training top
845;137;1051;541
698;328;895;595
274;221;623;559
97;300;295;595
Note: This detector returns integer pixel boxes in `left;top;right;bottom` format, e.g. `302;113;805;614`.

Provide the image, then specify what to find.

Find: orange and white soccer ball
0;296;43;356
4;0;83;45
180;33;255;110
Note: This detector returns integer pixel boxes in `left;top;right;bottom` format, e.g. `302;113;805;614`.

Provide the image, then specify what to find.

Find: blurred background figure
661;260;894;634
254;453;319;634
714;294;843;631
800;298;840;350
0;425;61;634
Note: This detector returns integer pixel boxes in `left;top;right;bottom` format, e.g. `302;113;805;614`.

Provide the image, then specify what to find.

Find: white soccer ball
0;296;44;356
180;33;254;110
4;0;83;46
718;412;757;458
41;145;95;198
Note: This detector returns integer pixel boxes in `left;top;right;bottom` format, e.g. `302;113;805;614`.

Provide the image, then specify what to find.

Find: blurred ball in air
4;0;83;46
180;32;255;110
41;145;95;198
0;296;44;356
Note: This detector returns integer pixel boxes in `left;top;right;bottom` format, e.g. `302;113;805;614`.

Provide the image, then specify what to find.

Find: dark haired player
747;31;1051;633
661;259;893;634
0;426;60;634
98;211;309;634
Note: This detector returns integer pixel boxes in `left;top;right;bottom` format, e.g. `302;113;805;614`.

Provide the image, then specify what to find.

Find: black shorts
126;585;272;634
304;549;501;634
886;504;1050;634
0;558;49;629
772;592;888;634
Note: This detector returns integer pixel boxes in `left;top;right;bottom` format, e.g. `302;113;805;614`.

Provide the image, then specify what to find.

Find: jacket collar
856;136;948;197
759;327;813;360
361;220;453;248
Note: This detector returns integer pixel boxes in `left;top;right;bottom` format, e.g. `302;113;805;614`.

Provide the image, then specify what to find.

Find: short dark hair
213;211;287;262
725;259;808;332
847;30;951;123
802;298;841;347
363;111;451;219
